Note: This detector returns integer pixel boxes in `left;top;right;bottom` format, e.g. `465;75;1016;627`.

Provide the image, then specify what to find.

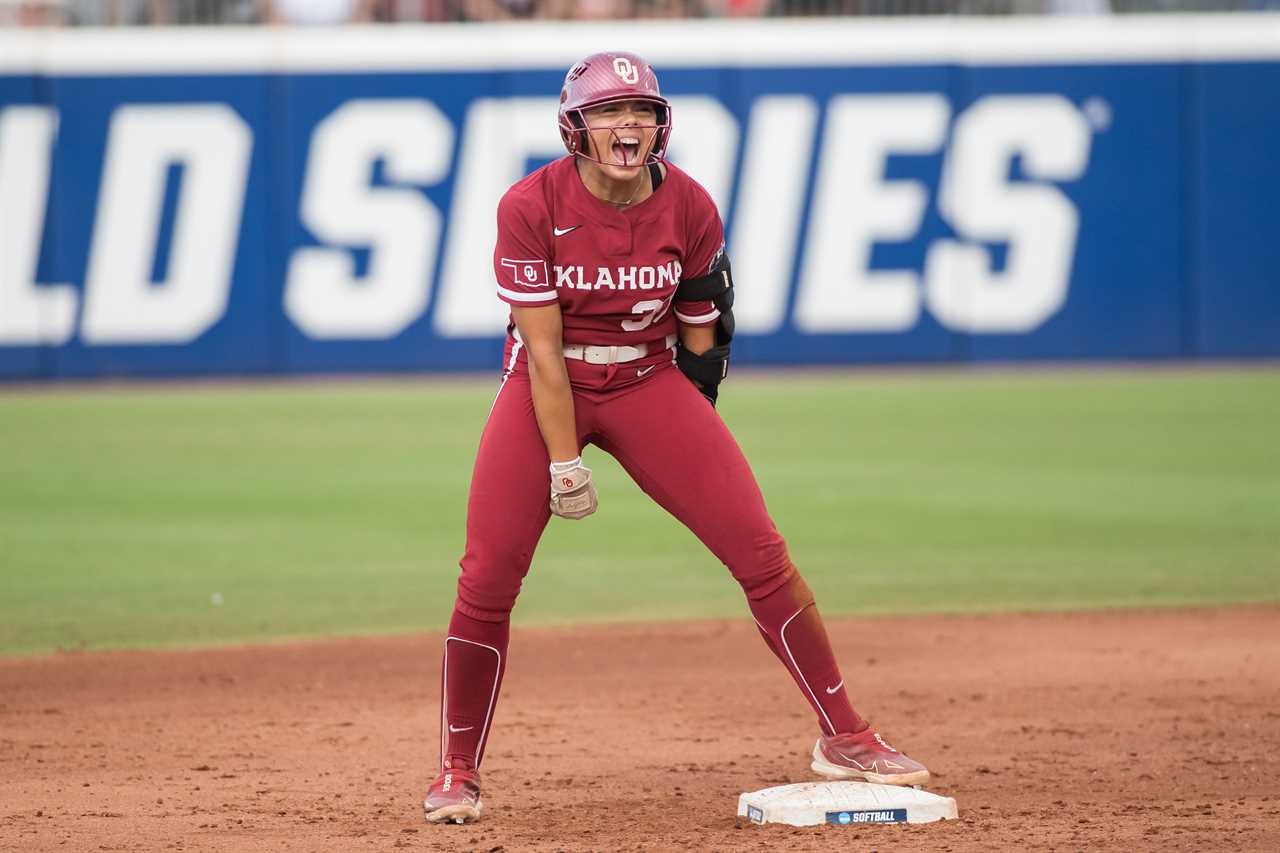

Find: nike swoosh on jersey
553;225;580;237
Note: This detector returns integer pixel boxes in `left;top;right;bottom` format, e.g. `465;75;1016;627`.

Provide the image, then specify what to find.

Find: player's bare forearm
678;323;715;356
512;305;579;463
527;355;578;462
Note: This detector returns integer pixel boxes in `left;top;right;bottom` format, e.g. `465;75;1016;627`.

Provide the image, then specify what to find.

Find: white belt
562;334;676;365
514;328;676;366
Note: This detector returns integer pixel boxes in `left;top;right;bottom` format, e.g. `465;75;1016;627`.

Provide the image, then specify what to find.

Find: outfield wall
2;17;1278;379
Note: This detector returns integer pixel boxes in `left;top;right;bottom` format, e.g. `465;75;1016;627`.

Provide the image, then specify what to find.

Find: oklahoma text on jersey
551;262;682;291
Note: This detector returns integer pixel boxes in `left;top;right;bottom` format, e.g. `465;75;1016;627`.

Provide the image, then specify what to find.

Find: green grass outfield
2;367;1277;656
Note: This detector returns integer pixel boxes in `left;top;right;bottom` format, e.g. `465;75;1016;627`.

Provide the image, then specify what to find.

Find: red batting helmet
557;51;671;167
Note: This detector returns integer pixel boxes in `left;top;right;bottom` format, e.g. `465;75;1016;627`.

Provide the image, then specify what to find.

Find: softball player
424;51;930;825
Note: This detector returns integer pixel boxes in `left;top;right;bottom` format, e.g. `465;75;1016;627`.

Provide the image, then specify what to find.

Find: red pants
438;363;864;772
458;364;794;620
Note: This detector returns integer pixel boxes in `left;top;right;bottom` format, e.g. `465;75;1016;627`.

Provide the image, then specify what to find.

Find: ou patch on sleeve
497;258;556;304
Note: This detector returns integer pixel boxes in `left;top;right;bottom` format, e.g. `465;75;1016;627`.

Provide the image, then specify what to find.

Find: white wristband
549;456;582;475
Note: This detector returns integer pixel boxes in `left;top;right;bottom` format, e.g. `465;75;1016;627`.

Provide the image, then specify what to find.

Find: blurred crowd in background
2;0;1277;26
1;0;1275;25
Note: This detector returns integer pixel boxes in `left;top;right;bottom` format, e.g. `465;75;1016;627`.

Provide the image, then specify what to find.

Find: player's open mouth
613;136;641;164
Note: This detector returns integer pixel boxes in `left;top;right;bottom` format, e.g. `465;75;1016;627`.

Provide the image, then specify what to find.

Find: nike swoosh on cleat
553;225;580;237
448;724;474;733
825;680;844;694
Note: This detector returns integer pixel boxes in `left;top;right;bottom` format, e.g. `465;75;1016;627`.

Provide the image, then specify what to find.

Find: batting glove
549;457;597;520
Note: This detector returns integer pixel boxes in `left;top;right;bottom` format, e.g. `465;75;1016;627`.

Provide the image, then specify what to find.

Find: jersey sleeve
493;191;557;307
674;183;725;328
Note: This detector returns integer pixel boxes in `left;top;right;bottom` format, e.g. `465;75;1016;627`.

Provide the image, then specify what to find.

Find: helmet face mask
559;99;670;168
558;52;671;167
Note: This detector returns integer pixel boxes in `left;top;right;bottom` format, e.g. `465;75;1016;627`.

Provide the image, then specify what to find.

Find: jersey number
621;299;666;331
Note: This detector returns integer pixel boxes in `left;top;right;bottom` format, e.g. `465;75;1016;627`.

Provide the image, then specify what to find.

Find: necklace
575;156;650;208
610;169;647;208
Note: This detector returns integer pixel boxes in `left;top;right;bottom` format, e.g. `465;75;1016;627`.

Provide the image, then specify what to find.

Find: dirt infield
2;607;1278;852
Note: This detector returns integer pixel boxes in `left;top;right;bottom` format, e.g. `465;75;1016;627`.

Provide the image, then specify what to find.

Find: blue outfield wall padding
1192;62;1280;358
0;21;1277;380
45;74;276;379
956;63;1188;362
0;73;49;379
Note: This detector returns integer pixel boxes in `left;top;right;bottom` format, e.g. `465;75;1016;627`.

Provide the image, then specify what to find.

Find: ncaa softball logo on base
826;808;908;825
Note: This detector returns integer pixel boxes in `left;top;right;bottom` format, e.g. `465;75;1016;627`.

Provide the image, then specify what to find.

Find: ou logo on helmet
613;57;639;85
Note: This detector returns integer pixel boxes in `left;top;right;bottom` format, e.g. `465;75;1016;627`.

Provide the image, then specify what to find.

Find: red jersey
492;156;722;395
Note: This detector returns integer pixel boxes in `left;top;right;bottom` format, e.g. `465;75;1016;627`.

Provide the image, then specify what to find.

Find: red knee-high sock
439;606;509;772
747;572;867;737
